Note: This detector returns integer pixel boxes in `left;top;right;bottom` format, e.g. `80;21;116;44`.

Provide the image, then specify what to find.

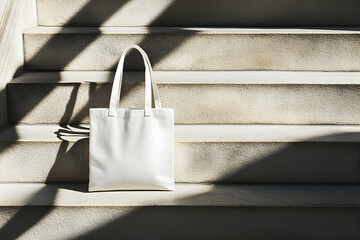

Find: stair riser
24;31;360;71
8;82;360;124
37;0;360;27
1;206;359;239
1;140;359;183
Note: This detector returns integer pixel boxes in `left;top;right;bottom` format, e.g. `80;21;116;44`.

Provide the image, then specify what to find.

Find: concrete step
1;124;360;183
37;0;360;27
8;71;360;125
23;27;360;71
0;183;359;239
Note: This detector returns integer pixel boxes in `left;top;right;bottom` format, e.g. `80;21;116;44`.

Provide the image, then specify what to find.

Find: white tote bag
89;45;174;191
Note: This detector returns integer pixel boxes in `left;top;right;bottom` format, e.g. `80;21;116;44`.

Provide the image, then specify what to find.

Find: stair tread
11;71;360;85
1;183;359;207
1;124;360;143
23;27;360;71
24;26;360;34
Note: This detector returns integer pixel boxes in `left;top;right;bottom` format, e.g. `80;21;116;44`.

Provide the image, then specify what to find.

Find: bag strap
108;45;162;117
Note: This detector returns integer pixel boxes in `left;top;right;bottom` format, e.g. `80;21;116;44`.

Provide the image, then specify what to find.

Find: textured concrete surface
23;27;360;71
2;183;360;207
37;0;360;27
1;124;360;183
3;1;360;239
8;71;360;124
2;206;360;239
0;183;360;239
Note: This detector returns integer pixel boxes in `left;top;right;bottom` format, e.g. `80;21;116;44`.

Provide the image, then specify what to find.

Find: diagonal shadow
72;131;360;239
47;85;89;182
6;0;130;125
73;206;360;239
38;0;360;28
26;0;130;69
43;0;200;183
0;0;129;148
0;0;130;237
3;0;359;239
2;132;359;239
26;2;199;125
8;0;199;125
3;114;360;238
0;0;200;238
4;0;360;127
0;185;57;240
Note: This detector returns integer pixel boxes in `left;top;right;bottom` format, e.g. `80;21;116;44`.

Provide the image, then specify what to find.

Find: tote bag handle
108;45;162;117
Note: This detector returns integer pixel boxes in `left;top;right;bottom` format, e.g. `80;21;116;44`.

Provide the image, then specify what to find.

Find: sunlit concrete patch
102;0;174;27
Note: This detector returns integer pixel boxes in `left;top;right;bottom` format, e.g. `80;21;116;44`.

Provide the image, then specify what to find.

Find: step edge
10;71;360;85
1;124;360;143
23;26;360;35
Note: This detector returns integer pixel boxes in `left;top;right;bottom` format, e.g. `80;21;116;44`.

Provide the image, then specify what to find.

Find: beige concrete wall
0;0;37;128
0;1;8;23
0;0;10;128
